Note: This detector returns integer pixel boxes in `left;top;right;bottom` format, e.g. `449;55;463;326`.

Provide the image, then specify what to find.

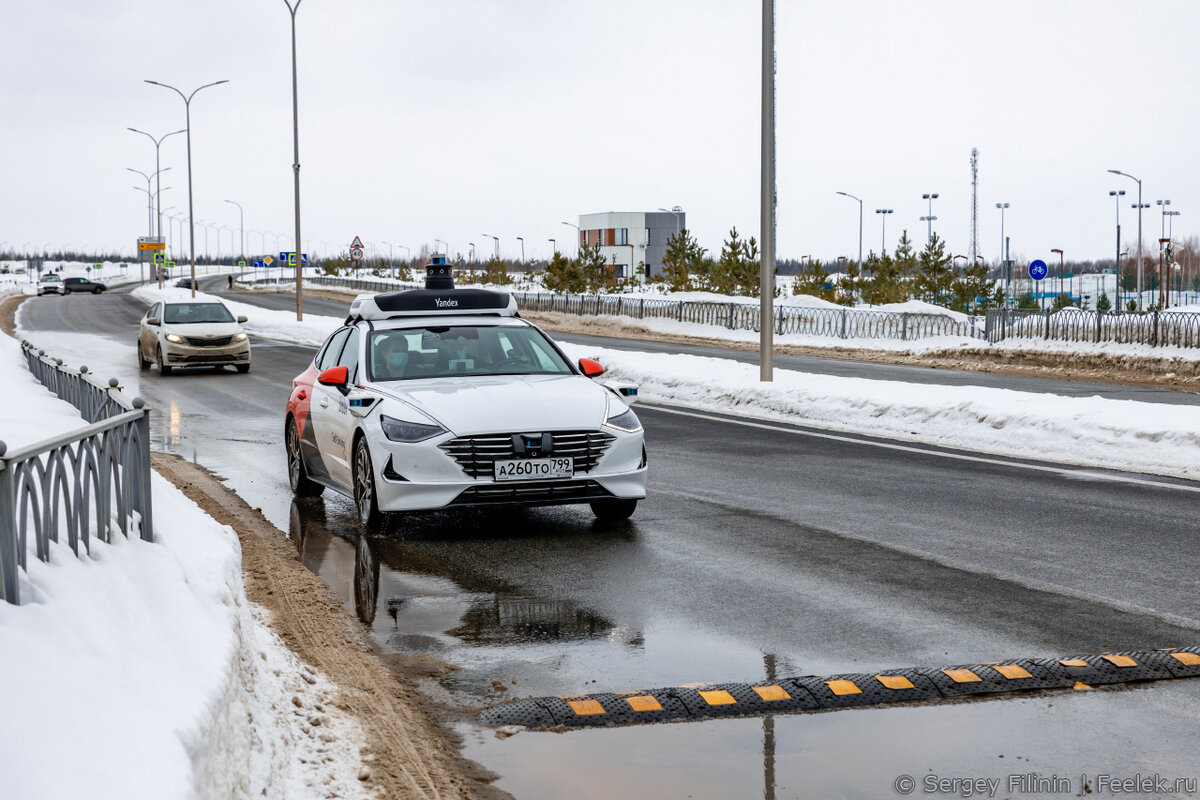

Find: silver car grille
439;430;616;478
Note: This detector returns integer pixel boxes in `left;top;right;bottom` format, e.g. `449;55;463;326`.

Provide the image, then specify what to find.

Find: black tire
157;347;173;376
353;436;386;531
63;288;71;295
590;498;638;521
286;417;324;497
92;288;101;294
137;340;150;371
236;363;250;374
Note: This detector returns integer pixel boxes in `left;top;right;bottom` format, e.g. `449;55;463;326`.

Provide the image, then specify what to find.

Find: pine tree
950;260;993;313
793;259;835;301
1097;290;1112;311
661;228;707;292
544;250;585;293
576;245;611;293
893;230;918;299
481;257;512;286
915;232;953;304
835;258;860;306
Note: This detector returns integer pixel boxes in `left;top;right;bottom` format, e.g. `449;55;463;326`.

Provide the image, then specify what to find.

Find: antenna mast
969;148;980;264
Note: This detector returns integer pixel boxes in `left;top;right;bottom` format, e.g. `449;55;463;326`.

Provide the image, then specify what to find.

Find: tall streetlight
128;167;170;236
875;208;893;254
657;207;683;237
481;234;499;259
548;238;556;255
760;0;776;382
516;236;525;268
145;78;229;298
1166;209;1181;240
920;192;939;243
128;127;185;244
467;242;475;263
996;202;1010;305
1108;169;1144;310
1156;199;1172;240
560;221;579;255
1108;190;1126;310
434;238;447;256
835;191;863;273
224;199;244;262
382;240;395;265
281;0;306;320
1050;248;1064;307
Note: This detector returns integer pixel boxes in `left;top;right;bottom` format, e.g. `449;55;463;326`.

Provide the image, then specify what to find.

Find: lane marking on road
637;401;1200;494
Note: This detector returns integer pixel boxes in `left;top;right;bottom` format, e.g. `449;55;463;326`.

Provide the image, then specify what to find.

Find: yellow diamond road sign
264;255;274;265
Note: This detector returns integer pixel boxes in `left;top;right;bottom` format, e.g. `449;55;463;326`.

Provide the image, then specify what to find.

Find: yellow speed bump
824;679;863;696
567;699;606;716
753;685;791;702
625;695;662;712
1059;658;1088;667
1170;652;1200;666
992;664;1033;680
698;689;737;706
1102;654;1138;668
875;674;915;690
942;668;982;684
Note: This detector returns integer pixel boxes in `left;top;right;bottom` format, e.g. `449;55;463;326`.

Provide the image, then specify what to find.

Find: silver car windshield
163;303;235;324
368;325;572;381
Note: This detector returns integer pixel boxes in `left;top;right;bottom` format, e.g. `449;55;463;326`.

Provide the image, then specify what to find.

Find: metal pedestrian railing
985;308;1200;348
0;342;153;604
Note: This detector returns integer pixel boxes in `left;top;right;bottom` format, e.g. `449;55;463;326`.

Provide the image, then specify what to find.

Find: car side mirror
237;315;247;323
578;358;605;377
318;365;349;387
147;317;160;326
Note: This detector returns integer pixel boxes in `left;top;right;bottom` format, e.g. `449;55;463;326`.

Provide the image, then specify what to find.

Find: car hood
378;374;615;435
162;321;243;336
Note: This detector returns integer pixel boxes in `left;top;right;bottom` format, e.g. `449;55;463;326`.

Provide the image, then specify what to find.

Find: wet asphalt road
18;282;1200;799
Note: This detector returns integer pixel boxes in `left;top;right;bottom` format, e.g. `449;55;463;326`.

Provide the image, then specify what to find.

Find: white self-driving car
284;260;647;529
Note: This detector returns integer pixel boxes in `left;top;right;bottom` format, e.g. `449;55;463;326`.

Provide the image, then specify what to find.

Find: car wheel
92;288;101;294
236;363;250;374
63;288;71;295
157;346;173;376
137;339;150;371
353;437;386;531
286;417;324;497
590;498;637;521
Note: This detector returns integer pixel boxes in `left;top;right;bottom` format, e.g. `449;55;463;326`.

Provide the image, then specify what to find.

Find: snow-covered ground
6;278;1200;798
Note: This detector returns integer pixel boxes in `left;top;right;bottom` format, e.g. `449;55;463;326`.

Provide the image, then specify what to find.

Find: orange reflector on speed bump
1059;658;1088;667
698;689;737;706
992;664;1033;680
567;699;605;716
942;668;982;684
1102;654;1138;668
625;695;663;712
875;675;915;690
752;685;791;702
1170;652;1200;666
824;679;863;696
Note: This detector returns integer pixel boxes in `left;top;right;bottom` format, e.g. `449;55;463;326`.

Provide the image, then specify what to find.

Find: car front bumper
162;342;251;366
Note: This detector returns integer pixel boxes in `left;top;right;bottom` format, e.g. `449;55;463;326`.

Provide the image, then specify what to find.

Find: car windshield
41;275;59;282
367;325;572;381
163;303;235;324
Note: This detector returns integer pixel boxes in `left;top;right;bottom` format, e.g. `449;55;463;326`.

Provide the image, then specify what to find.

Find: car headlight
604;406;642;433
232;332;248;342
380;414;446;443
165;333;184;344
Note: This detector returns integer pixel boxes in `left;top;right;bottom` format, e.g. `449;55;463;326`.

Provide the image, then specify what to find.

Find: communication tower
969;148;980;265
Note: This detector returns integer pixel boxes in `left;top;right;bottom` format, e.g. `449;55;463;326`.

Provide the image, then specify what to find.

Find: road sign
351;235;364;249
264;255;274;266
1028;259;1048;281
254;260;265;268
152;253;166;265
349;247;364;261
137;237;165;252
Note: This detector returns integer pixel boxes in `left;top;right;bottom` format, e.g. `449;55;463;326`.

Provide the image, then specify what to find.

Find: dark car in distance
62;277;107;294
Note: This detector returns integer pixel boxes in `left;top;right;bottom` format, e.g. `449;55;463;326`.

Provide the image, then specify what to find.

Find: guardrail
0;343;153;604
240;274;986;343
985;308;1200;348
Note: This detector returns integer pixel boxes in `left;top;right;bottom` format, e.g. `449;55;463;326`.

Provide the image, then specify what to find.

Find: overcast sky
3;1;1197;266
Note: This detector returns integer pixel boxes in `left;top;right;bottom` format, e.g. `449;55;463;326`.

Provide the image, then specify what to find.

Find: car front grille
186;335;234;347
448;479;613;507
439;430;616;478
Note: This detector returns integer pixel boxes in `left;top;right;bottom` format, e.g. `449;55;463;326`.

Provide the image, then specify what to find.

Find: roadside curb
480;647;1200;730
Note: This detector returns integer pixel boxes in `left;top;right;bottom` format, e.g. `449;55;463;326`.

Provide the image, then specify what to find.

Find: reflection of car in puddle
288;498;642;648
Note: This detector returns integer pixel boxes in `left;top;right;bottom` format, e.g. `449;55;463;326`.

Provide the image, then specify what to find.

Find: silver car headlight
604;406;642;433
380;414;446;443
232;332;248;342
165;333;184;344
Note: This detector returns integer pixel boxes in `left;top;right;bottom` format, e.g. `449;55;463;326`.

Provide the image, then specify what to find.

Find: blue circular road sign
1028;259;1048;281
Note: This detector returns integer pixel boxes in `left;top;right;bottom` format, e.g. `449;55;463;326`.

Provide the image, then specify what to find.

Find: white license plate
494;457;574;481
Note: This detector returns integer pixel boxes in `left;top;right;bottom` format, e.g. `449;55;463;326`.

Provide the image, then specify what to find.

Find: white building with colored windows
576;210;686;280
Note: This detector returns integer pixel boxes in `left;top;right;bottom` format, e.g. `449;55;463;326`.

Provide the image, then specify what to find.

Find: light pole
1108;189;1125;310
1156;199;1172;240
481;234;499;259
516;236;525;268
1050;248;1064;307
164;212;183;264
657;207;683;237
128;167;170;236
836;192;863;273
128;127;185;244
548;238;556;255
224;199;244;262
434;238;447;256
760;0;776;383
920;192;939;243
145;78;229;298
382;240;395;267
468;242;475;263
561;221;579;255
995;202;1010;305
1108;169;1144;310
281;0;306;319
875;208;893;254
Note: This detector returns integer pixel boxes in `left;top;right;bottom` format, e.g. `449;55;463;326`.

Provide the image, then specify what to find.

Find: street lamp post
920;193;939;243
281;0;306;320
836;192;863;273
481;234;499;259
1050;248;1064;307
548;238;556;255
875;208;893;254
1108;189;1126;310
560;221;579;255
128;167;170;237
128;127;185;245
224;199;244;262
516;236;525;268
145;78;229;298
995;202;1010;305
1108;170;1144;310
1156;199;1172;240
657;207;683;237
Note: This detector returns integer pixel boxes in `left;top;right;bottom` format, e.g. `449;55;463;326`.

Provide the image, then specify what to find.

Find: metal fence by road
0;343;153;604
985;308;1200;348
